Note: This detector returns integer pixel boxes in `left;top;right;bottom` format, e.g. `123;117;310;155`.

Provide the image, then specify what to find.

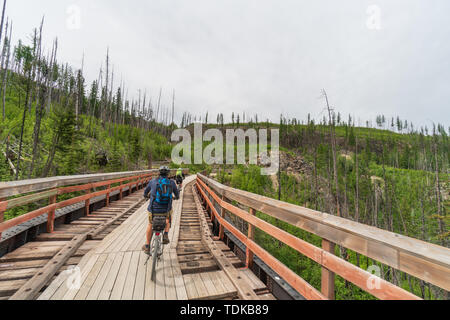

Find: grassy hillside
0;75;173;183
0;73;174;221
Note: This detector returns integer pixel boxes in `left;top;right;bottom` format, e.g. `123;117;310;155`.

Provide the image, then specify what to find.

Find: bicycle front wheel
151;237;160;282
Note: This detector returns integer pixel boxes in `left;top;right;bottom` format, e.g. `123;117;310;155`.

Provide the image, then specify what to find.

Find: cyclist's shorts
148;209;172;224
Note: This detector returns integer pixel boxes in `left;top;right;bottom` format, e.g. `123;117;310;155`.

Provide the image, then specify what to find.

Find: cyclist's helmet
159;166;170;177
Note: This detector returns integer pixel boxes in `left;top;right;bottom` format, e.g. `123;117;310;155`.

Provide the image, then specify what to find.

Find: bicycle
176;175;184;192
143;191;179;282
145;215;167;282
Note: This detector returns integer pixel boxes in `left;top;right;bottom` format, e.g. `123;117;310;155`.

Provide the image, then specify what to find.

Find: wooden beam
5;189;58;211
84;189;90;216
321;239;335;299
9;234;88;300
219;194;225;240
246;208;255;268
2;150;17;176
0;197;5;239
0;198;5;223
0;204;57;233
192;184;259;300
57;174;142;195
87;198;144;240
46;194;57;233
106;184;111;206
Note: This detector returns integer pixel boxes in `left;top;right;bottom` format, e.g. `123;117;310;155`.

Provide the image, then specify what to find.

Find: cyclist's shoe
163;233;170;244
142;244;150;255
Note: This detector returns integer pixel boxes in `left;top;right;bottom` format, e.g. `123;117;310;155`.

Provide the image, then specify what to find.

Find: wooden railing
0;169;189;239
195;174;450;300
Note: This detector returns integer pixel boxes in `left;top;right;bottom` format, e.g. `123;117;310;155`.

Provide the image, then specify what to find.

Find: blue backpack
155;177;173;207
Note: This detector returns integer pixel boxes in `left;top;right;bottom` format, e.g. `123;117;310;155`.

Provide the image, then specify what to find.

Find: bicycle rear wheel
151;237;160;282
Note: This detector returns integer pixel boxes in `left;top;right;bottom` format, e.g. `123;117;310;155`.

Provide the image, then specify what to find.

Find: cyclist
142;166;179;254
175;168;184;189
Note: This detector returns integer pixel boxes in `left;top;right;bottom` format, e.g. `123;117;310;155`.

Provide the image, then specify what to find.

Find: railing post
210;200;215;223
128;179;132;194
46;194;57;233
246;207;256;269
219;194;226;240
321;239;336;299
143;177;147;190
106;184;111;206
119;181;123;200
85;188;91;216
0;197;5;239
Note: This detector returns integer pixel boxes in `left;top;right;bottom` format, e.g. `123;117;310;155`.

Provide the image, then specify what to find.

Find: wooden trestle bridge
0;170;448;300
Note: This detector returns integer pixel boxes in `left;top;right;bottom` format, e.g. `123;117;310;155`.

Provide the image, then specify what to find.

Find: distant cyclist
175;168;184;190
142;166;179;254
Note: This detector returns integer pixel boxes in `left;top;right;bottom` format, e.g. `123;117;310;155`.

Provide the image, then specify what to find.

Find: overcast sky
7;0;450;128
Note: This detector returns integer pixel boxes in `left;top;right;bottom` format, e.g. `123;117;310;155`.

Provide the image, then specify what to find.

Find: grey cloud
8;0;450;127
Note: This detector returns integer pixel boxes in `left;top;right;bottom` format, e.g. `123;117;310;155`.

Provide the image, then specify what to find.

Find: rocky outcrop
279;151;312;175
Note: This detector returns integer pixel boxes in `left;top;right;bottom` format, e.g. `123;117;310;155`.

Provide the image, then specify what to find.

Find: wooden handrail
2;174;146;212
196;177;420;300
0;175;151;235
0;169;189;238
197;174;450;297
0;169;189;198
195;180;327;300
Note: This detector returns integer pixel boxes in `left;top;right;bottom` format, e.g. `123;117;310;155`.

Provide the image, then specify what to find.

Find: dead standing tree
432;125;446;247
29;37;57;178
171;89;175;125
322;89;341;217
15;29;38;180
103;48;109;124
1;16;11;121
28;18;48;178
0;0;7;55
46;38;57;113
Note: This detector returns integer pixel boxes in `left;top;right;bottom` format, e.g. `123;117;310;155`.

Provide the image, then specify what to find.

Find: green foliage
129;128;142;164
49;106;82;175
223;128;448;299
229;165;273;195
109;141;123;172
0;75;172;180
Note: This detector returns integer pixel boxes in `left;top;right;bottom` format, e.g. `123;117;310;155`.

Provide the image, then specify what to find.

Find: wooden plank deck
38;176;195;300
38;175;276;300
0;192;145;300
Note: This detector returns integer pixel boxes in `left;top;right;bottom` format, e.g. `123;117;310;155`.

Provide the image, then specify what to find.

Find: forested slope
0;19;174;183
204;116;449;300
